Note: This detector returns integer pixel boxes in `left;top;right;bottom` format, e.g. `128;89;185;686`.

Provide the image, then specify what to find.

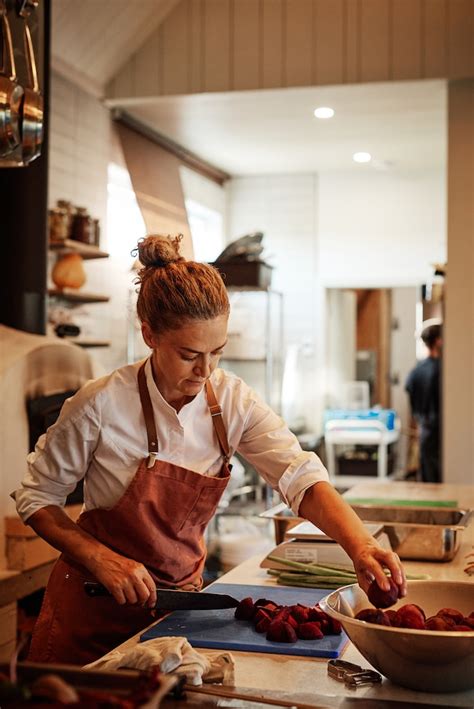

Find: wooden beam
113;109;231;186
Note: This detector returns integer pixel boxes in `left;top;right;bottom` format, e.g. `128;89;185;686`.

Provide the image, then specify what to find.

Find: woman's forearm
27;505;116;575
299;482;373;557
299;481;405;593
28;506;157;606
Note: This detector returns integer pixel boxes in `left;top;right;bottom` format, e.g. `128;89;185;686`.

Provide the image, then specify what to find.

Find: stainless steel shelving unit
221;287;284;413
219;287;284;509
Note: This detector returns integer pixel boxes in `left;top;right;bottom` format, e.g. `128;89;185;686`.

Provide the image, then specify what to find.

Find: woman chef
14;235;406;665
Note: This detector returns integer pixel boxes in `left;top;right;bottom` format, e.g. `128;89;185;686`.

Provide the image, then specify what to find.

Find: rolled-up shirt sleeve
12;388;100;523
236;394;329;515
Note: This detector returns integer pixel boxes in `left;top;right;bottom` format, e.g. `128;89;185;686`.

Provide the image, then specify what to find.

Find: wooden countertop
111;481;474;707
342;480;474;508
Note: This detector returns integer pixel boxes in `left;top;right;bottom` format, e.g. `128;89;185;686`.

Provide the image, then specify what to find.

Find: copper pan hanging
0;3;24;157
20;11;43;163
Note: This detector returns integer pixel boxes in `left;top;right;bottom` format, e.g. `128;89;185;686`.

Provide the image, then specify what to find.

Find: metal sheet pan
350;506;472;561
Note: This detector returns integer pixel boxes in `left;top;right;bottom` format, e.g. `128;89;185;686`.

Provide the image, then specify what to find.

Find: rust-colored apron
29;363;231;665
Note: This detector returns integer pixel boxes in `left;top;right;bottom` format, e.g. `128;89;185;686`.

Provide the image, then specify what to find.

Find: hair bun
136;234;185;268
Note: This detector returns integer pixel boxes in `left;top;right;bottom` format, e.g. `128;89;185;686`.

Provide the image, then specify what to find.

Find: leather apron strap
138;362;231;465
205;379;231;463
138;363;159;467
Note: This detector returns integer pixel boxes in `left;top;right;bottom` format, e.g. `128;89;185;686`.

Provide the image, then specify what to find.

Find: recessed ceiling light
314;106;335;119
353;152;372;163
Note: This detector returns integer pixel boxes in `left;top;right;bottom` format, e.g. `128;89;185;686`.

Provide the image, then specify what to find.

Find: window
107;163;146;266
185;198;224;263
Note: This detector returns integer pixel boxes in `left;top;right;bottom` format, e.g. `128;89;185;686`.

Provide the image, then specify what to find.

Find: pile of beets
234;597;342;643
355;579;474;631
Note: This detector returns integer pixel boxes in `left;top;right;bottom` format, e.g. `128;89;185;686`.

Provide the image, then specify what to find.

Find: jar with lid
92;218;101;247
71;207;94;244
49;207;69;242
56;199;76;239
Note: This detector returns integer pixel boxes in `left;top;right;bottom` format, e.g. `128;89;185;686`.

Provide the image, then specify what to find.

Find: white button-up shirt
13;358;329;522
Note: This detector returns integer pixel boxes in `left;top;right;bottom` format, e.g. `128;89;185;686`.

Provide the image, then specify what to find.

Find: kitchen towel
84;637;235;686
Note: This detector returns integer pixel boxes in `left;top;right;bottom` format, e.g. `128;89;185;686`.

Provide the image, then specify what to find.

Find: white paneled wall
48;72;131;374
226;175;325;434
49;72;110;226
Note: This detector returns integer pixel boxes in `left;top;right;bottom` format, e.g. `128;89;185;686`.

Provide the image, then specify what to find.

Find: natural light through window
185;199;224;263
107;163;146;266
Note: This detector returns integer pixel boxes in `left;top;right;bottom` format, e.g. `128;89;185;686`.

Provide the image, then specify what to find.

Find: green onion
266;555;356;577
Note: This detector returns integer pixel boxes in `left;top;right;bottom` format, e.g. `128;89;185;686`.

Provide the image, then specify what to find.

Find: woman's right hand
88;549;157;608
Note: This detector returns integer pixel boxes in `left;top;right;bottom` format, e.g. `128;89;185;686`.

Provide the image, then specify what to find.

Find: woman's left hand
351;538;407;597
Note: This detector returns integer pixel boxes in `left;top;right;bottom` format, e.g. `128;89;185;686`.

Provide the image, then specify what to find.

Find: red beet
425;616;452;631
234;597;256;621
399;604;426;620
436;607;464;624
254;599;279;614
296;622;323;640
308;608;330;632
255;615;272;633
355;608;391;626
367;578;400;609
285;614;298;630
452;624;472;631
289;605;311;624
413;604;426;620
271;607;299;629
266;620;297;643
327;616;342;634
385;610;399;626
253;608;271;626
396;604;425;630
463;616;474;629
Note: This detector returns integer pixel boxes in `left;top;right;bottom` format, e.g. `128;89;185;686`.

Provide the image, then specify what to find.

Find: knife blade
83;581;240;611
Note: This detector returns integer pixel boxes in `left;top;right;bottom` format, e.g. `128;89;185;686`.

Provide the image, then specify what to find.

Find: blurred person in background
405;323;442;483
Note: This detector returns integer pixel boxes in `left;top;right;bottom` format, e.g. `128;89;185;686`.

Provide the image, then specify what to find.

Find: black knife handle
84;581;112;597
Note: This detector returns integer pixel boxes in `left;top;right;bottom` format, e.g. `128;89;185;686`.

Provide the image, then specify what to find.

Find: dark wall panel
0;1;50;334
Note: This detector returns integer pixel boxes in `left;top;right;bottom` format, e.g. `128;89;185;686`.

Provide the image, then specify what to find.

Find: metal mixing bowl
319;580;474;693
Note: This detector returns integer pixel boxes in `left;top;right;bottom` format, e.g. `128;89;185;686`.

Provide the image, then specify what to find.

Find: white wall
226;169;446;434
390;287;418;472
49;73;135;374
325;290;357;409
318;170;446;288
49;72;110;227
226;175;324;433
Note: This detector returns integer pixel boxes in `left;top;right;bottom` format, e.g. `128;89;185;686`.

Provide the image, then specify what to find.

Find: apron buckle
147;452;157;468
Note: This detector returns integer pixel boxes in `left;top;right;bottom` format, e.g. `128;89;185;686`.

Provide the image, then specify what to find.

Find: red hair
134;235;229;333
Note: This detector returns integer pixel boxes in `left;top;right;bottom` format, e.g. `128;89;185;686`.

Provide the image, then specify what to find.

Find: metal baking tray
259;502;301;544
350;505;473;561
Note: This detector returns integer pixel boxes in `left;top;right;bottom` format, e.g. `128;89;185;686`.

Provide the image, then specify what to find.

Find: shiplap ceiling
116;79;446;175
51;0;179;95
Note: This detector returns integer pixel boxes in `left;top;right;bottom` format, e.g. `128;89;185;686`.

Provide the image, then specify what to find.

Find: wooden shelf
72;340;111;348
49;239;109;260
48;289;110;304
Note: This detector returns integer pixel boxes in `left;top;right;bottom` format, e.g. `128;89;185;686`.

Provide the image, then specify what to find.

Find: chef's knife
84;581;239;611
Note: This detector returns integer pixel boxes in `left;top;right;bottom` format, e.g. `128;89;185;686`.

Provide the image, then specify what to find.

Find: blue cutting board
140;582;348;658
